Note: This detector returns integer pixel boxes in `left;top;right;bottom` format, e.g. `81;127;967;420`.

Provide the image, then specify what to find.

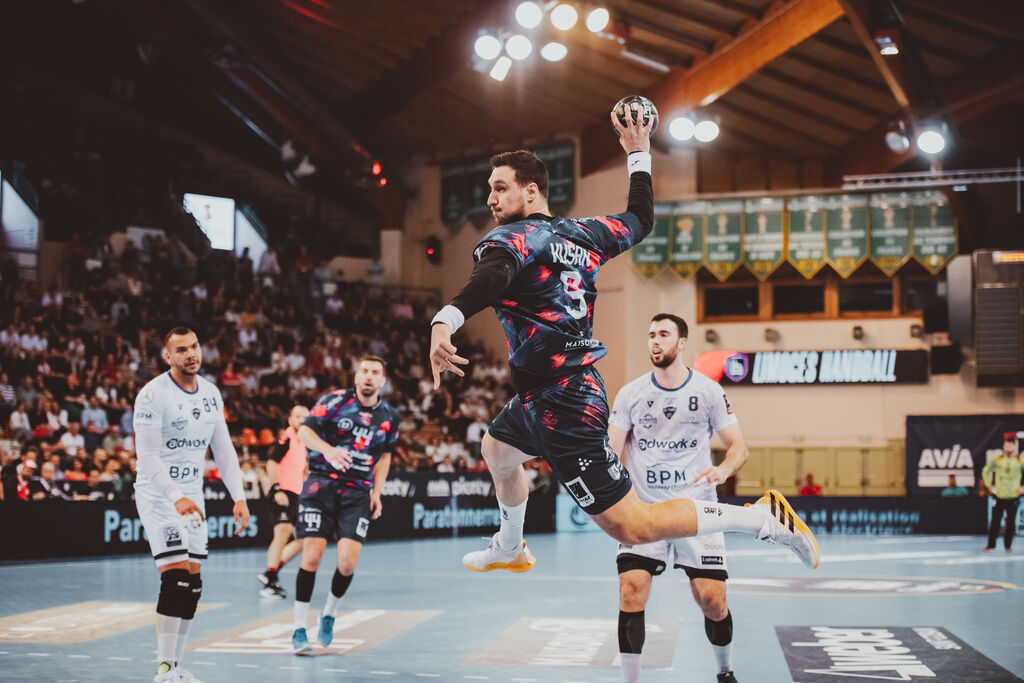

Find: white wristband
431;305;465;334
627;151;651;176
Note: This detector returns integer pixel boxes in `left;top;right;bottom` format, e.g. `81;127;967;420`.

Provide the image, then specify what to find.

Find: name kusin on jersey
549;241;592;269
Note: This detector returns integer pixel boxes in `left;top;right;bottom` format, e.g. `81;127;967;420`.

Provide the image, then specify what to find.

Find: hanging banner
824;194;869;278
786;196;827;279
705;200;744;281
631;206;670;278
869;193;913;275
911;191;957;274
743;197;785;280
668;201;707;279
440;160;469;233
535;141;575;216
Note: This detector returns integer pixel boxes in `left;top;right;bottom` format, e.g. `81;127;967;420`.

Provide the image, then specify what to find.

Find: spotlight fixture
514;1;543;29
505;34;533;60
916;122;947;155
668;116;695;141
586;7;610;32
705;329;719;344
489;55;512;81
872;28;900;55
884;120;911;153
694;119;720;143
540;41;568;62
474;33;502;60
550;3;578;30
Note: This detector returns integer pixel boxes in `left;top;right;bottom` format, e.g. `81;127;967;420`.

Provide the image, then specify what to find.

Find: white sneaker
747;490;821;569
463;533;536;573
153;663;177;683
176;667;204;683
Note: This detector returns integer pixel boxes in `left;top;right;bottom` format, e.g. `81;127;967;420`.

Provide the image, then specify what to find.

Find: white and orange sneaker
463;533;536;573
747;490;821;569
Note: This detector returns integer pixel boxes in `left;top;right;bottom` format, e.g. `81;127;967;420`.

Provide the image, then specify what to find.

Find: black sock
296;568;316;603
266;568;278;580
705;611;733;646
331;570;353;598
618;610;645;654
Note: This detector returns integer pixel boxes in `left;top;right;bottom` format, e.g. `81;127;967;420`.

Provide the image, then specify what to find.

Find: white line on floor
108;657;131;661
369;671;395;675
463;677;490;681
234;664;258;668
278;666;302;670
415;674;441;678
27;653;50;657
191;661;216;665
324;669;348;673
67;655;91;659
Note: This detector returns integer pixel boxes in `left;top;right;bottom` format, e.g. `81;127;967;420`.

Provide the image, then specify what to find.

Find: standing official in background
982;434;1023;552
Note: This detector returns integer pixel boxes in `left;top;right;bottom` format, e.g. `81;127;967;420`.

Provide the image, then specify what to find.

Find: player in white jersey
134;327;250;683
608;314;746;683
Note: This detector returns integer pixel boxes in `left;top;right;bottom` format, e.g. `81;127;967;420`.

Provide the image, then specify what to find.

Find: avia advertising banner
905;414;1024;497
695;349;929;386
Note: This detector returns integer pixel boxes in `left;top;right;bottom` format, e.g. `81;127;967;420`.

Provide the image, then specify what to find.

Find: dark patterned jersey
303;389;400;489
475;211;645;378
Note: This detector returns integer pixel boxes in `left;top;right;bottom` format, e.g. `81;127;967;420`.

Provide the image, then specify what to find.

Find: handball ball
612;95;658;136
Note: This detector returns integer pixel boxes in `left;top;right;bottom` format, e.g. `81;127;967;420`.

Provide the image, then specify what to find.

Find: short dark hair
490;150;549;198
651;313;688;339
164;326;196;346
358;354;387;372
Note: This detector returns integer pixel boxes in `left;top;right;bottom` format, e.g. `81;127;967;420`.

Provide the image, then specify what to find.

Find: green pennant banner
824;194;869;278
705;200;744;281
743;197;785;280
786;196;827;279
535;141;575;216
869;193;913;276
911;191;957;274
631;207;671;279
669;201;707;279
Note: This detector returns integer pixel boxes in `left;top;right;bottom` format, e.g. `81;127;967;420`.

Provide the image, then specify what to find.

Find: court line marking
234;664;258;668
369;671;395;675
27;652;50;657
416;675;441;678
68;655;91;659
324;669;348;673
108;656;131;661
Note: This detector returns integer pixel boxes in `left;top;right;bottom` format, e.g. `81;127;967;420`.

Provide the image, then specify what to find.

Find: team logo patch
607;461;623;481
723;394;733;414
359;412;372;426
356;517;370;537
192;408;201;420
639;413;657;429
724;353;750;382
163;525;182;547
171;417;187;431
338;417;354;431
701;555;724;565
140;390;154;404
646;399;654;407
663;406;676;419
565;477;596;508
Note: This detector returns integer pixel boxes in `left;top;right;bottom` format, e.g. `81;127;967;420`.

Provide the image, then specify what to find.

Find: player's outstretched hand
694;465;729;486
233;499;250;535
175;496;205;521
370;491;383;520
430;323;469;389
324;446;352;472
611;108;651;155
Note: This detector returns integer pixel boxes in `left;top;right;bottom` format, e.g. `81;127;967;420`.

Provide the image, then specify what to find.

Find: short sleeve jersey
475;212;645;378
133;372;225;494
609;369;737;504
271;426;307;495
303;389;399;490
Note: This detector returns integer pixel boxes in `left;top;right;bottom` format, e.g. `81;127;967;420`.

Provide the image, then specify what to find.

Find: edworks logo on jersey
165;437;208;450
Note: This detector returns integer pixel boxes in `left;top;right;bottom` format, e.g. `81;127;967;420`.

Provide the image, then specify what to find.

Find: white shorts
617;532;728;579
135;488;208;567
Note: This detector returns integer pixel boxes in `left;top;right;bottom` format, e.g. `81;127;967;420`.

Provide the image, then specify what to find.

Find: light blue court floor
1;533;1022;683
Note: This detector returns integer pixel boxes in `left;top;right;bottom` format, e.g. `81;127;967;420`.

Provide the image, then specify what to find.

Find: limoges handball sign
696;349;929;386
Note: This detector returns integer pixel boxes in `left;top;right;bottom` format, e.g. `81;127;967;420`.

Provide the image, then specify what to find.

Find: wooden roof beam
900;0;1024;42
581;0;844;175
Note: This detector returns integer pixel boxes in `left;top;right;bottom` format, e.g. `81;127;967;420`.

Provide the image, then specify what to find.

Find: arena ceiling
5;0;1023;244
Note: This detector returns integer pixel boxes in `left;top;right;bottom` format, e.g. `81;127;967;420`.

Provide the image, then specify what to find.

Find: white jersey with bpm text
609;369;737;504
133;372;225;494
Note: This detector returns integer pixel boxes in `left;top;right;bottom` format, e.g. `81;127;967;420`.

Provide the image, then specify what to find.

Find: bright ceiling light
694;119;720;142
884;121;910;153
916;127;946;155
550;3;578;30
490;56;513;81
668;116;695;141
506;34;533;60
515;1;543;29
586;7;610;32
474;34;502;61
540;42;568;62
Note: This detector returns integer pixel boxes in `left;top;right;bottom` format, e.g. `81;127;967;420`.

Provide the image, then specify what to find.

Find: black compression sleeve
626;170;654;238
447;249;521;320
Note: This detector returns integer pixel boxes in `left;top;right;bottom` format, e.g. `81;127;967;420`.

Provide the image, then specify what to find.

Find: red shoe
983;547;995;552
1006;548;1013;553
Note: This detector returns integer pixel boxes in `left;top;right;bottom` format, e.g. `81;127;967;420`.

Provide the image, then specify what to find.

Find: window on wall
773;284;825;316
704;286;758;318
839;281;894;313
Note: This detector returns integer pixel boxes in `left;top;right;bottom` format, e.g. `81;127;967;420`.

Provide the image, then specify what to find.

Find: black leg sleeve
618;610;645;654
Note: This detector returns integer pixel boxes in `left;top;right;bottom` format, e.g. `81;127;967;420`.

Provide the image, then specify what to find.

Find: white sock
713;643;732;674
694;502;765;535
157;615;181;664
175;618;192;665
293;601;310;630
620;652;642;682
322;592;341;618
496;499;527;551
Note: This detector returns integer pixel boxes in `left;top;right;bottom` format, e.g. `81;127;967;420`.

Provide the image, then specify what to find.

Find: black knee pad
186;574;202;619
157;569;193;619
618;610;645;654
705;610;733;646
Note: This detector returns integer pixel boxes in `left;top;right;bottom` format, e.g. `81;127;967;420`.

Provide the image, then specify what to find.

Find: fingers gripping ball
612;95;658;137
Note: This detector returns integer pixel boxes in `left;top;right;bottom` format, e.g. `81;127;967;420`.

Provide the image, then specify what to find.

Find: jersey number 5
560;270;587;320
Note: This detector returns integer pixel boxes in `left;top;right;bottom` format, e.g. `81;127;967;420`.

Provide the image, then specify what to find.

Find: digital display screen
183;193;235;250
